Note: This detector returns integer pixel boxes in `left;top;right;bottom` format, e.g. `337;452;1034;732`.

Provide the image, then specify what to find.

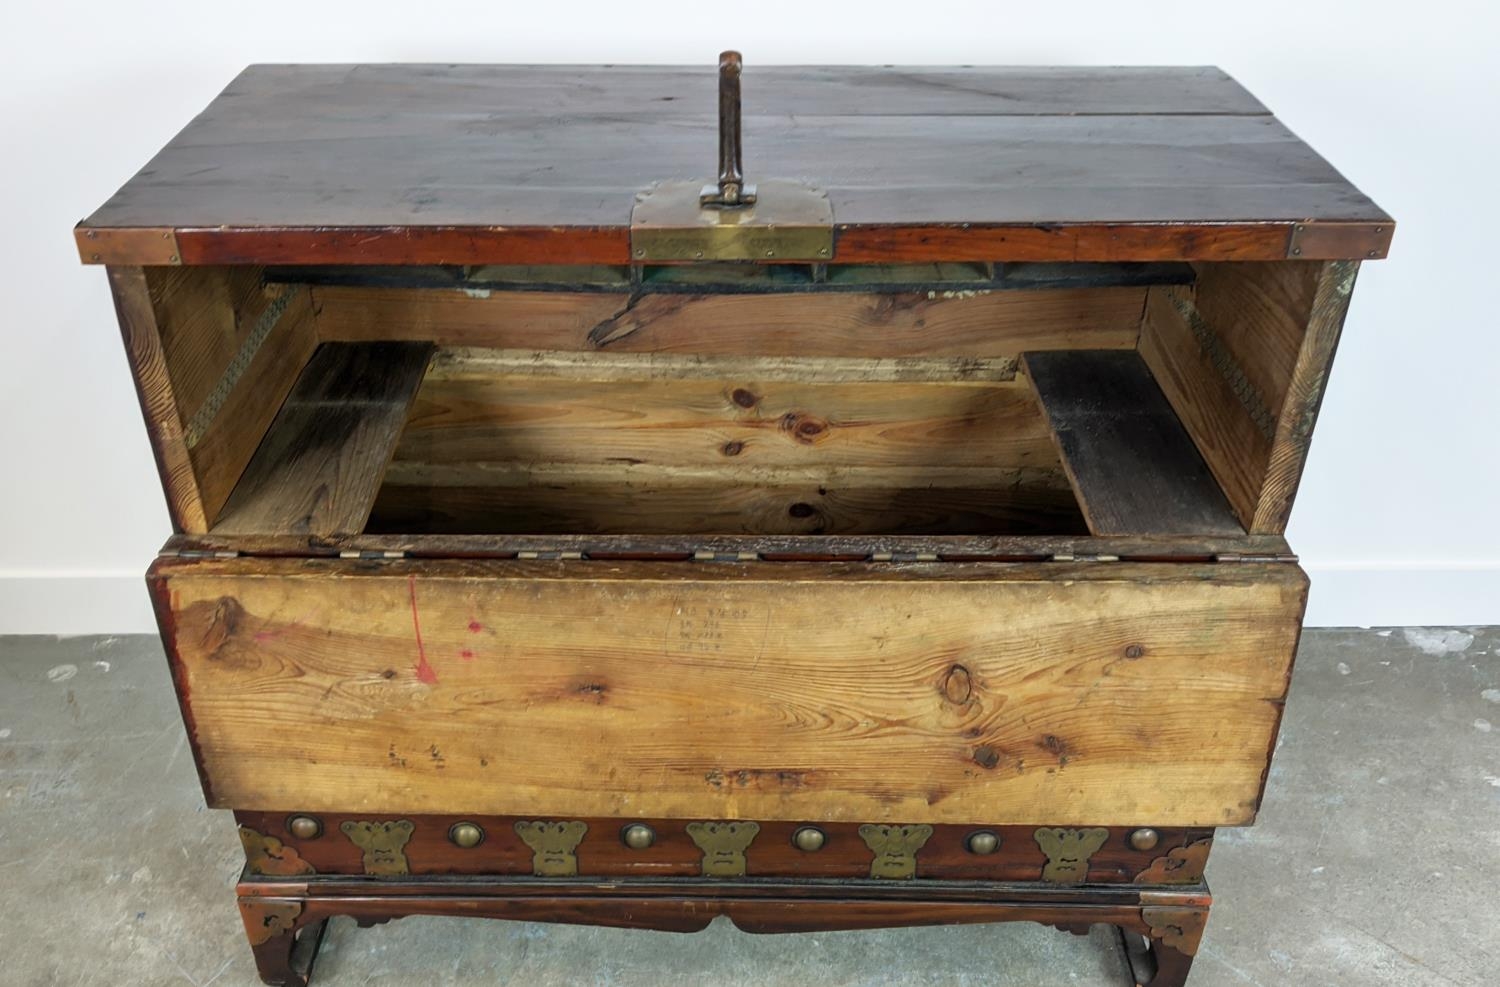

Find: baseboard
1;565;1496;635
1301;562;1500;627
0;572;156;635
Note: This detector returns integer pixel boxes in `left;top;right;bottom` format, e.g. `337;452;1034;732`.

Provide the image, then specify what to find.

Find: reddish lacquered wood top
77;64;1392;265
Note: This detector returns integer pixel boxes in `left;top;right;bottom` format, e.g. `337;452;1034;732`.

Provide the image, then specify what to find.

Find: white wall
2;1;1495;633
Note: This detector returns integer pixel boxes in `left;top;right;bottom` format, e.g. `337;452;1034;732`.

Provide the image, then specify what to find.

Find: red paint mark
468;620;483;633
408;575;438;684
460;649;475;660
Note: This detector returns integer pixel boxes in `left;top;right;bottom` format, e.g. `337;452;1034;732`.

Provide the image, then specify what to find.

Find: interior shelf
1024;349;1243;537
213;342;433;537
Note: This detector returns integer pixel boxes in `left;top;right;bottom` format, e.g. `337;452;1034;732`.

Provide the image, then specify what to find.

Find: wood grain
397;355;1052;470
154;556;1306;826
184;286;318;524
1024;351;1242;536
311;285;1146;356
77;64;1391;265
214;343;433;536
1251;261;1358;532
161;530;1295;564
1137;261;1356;533
1138;286;1272;529
147;266;270;426
107;266;208;532
375;346;1077;535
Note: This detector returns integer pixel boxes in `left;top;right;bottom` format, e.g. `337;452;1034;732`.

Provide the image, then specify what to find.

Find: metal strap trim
183;286;295;447
1166;290;1277;441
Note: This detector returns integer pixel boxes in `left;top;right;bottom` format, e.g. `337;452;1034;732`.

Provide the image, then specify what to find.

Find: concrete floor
0;628;1495;987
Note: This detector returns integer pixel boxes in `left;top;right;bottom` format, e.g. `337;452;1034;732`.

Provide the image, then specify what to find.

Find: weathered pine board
1138;287;1273;529
165;276;319;525
1024;351;1242;537
310;285;1147;356
395;354;1052;471
161;530;1296;563
214;343;434;536
107;267;208;531
1137;260;1356;533
152;557;1307;826
369;463;1085;536
1252;262;1358;532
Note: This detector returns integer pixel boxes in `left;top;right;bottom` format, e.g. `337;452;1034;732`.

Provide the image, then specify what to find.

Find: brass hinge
1213;552;1299;564
693;550;760;562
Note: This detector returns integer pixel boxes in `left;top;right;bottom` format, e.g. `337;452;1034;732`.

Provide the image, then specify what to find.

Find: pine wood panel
147;266;269;425
185;287;318;524
311;285;1146;356
1252;261;1358;532
1024;351;1241;537
153;557;1307;826
1138;287;1272;529
1137;261;1357;534
107;266;208;532
214;343;434;536
396;356;1052;471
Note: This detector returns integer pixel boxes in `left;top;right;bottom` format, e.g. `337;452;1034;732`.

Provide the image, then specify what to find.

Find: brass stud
1129;828;1161;851
621;823;656;849
965;830;1000;855
448;822;484;849
792;826;826;852
286;815;322;840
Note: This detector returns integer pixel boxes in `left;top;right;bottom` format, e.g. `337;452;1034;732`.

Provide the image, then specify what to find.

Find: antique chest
78;57;1392;985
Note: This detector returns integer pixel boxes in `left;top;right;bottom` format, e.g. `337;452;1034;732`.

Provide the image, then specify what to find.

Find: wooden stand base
239;877;1209;986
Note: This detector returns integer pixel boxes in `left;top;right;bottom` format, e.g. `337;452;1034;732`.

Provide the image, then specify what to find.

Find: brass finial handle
702;50;756;208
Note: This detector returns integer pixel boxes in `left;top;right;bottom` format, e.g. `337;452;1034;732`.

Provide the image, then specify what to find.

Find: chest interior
142;257;1339;545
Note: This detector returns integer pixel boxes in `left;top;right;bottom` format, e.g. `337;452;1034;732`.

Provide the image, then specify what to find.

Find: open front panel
112;260;1353;545
152;555;1307;826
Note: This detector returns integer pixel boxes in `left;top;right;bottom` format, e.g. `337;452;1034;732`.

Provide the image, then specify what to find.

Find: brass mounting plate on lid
631;179;834;263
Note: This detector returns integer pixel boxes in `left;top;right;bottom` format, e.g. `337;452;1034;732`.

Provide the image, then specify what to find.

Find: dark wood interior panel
369;465;1084;537
214;343;434;537
1024;351;1242;537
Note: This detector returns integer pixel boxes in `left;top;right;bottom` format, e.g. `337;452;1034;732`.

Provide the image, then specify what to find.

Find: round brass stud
448;822;484;849
1129;828;1160;852
621;823;656;850
286;815;322;840
792;826;826;852
965;830;1000;855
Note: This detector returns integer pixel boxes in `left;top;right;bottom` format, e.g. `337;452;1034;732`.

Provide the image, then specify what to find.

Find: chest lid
77;57;1391;266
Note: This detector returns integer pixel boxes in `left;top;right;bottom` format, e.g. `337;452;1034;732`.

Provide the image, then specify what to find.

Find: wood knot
721;440;745;457
1124;644;1145;659
730;388;759;408
787;502;818;519
972;746;1001;770
779;412;829;444
942;664;973;704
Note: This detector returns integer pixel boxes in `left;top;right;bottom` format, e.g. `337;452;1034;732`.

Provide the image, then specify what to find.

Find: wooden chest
78;57;1391;985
